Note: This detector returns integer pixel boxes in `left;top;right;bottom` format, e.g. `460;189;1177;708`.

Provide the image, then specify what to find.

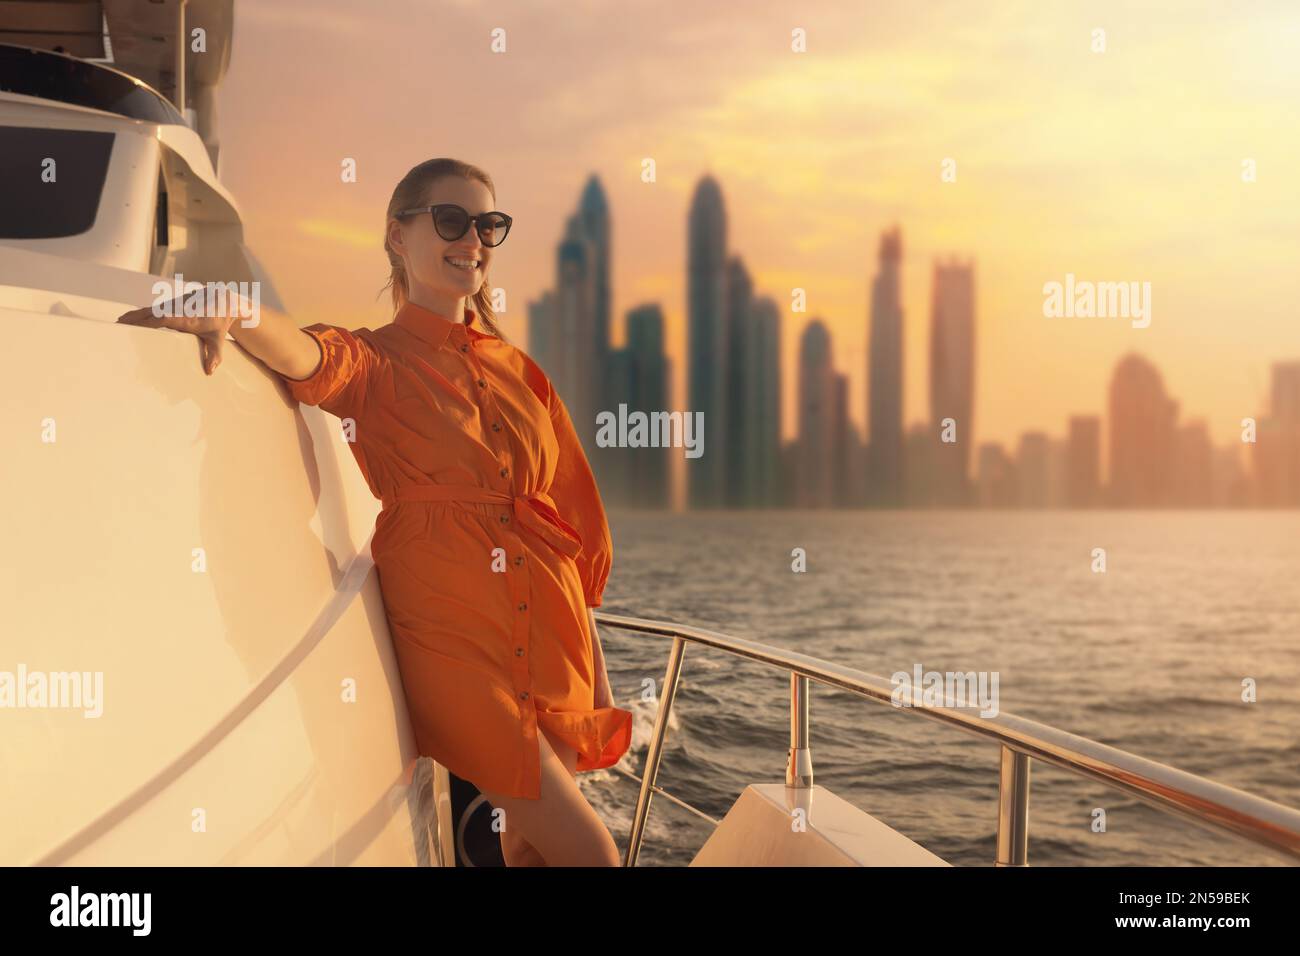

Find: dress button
519;691;529;701
460;343;469;352
491;422;502;432
514;555;524;566
517;602;527;611
515;647;524;656
477;379;487;389
499;514;510;524
499;466;508;478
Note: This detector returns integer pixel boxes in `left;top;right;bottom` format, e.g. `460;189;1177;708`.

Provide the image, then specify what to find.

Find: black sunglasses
396;203;513;247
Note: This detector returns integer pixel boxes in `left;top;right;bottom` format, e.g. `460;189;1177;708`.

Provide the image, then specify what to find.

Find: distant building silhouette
1065;416;1102;507
903;422;933;507
529;175;678;508
550;221;597;429
1272;361;1300;422
725;257;754;509
1174;420;1214;507
527;289;558;387
1016;431;1051;508
1108;354;1179;506
528;185;604;450
687;176;729;510
843;421;868;507
605;304;672;508
1213;445;1250;507
577;176;613;377
1253;361;1300;507
867;227;904;506
976;442;1016;507
739;296;783;507
929;259;976;506
796;320;835;507
569;216;606;436
575;177;616;487
832;371;856;507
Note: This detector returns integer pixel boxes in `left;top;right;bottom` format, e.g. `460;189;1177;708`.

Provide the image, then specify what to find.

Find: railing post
995;746;1031;866
786;673;813;789
624;635;687;867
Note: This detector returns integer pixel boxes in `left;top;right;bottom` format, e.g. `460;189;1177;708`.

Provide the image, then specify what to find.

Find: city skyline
520;171;1299;510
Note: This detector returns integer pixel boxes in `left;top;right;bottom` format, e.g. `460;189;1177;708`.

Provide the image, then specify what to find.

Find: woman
119;158;633;867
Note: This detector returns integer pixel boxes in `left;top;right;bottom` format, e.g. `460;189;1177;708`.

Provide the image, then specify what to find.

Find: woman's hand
588;607;614;710
117;300;236;375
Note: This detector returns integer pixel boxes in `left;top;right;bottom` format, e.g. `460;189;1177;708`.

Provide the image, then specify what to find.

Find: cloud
296;219;377;248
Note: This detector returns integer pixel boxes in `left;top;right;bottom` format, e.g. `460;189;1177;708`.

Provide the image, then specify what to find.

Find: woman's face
389;175;496;302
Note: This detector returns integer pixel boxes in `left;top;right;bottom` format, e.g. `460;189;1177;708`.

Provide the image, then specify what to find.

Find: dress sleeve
278;323;378;421
546;378;613;608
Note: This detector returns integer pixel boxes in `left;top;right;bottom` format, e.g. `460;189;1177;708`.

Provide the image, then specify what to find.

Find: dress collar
394;301;486;350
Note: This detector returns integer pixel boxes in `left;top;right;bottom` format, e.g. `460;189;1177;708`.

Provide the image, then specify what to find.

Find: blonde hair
379;158;508;342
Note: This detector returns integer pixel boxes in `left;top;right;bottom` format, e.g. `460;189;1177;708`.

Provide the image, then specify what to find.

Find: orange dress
278;300;633;800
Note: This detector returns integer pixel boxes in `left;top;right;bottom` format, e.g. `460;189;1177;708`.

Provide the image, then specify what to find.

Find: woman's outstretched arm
226;301;324;380
117;291;321;379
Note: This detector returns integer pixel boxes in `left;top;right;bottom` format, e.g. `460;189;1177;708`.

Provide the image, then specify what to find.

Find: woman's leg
480;729;620;867
497;730;575;866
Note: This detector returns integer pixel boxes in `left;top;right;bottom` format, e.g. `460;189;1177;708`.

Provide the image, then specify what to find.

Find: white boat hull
0;299;442;865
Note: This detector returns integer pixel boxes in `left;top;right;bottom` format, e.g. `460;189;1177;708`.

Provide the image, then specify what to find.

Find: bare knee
494;805;619;867
542;817;620;867
499;828;546;867
478;748;621;866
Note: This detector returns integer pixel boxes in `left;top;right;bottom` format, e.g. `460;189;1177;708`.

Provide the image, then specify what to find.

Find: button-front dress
278;301;633;800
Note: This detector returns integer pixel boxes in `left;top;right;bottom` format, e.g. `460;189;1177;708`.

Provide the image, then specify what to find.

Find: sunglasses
395;203;513;247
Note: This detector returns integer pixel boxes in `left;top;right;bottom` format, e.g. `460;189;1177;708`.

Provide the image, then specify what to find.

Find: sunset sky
218;0;1300;451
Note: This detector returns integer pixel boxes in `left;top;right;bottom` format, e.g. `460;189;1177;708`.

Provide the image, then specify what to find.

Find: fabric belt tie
381;484;583;561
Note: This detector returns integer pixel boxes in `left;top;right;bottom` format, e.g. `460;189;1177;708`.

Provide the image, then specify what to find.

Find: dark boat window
155;167;169;248
0;43;186;125
0;126;114;238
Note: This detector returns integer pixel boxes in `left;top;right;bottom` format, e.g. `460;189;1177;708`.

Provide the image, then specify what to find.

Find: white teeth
446;257;479;270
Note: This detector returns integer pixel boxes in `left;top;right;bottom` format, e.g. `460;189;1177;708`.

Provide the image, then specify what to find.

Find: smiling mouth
445;256;480;272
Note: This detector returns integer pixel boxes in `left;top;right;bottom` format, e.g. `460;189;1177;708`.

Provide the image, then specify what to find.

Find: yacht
2;1;1297;868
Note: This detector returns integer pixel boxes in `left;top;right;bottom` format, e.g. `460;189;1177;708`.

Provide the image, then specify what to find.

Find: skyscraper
527;179;615;493
1066;415;1102;507
1253;361;1300;506
1174;420;1214;507
610;304;672;509
740;296;782;508
1016;431;1051;508
903;423;933;507
527;290;558;385
832;372;850;506
577;176;612;377
929;258;976;507
1108;353;1179;506
576;177;616;487
867;227;904;506
687;176;728;509
976;442;1016;508
1271;361;1300;423
552;218;597;431
796;320;835;507
725;257;753;509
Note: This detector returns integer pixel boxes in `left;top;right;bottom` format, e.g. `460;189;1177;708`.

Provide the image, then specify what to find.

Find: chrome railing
593;611;1300;867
